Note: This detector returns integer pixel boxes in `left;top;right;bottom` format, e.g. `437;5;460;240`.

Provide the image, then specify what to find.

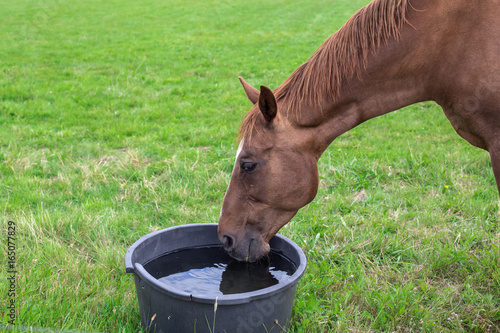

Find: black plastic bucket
125;223;307;333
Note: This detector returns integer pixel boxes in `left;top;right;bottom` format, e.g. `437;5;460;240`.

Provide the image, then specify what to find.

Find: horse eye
240;161;257;172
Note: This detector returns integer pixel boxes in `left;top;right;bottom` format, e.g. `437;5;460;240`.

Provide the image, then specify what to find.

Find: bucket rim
125;223;307;305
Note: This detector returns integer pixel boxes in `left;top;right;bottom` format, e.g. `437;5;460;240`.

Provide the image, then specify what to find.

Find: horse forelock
238;107;260;142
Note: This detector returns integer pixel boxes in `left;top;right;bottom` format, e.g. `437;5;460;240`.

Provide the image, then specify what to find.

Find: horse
218;0;500;262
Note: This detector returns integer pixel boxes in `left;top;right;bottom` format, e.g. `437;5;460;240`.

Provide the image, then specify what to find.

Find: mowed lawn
1;0;499;332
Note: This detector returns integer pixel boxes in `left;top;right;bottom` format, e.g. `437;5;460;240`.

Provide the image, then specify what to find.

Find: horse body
218;0;500;262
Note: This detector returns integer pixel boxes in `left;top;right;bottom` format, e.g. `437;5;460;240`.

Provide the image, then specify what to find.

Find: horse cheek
287;157;319;209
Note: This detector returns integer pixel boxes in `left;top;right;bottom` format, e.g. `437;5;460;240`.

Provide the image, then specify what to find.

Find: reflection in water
145;247;296;297
219;259;279;294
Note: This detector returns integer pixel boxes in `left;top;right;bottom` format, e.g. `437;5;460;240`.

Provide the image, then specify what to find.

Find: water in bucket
144;246;296;297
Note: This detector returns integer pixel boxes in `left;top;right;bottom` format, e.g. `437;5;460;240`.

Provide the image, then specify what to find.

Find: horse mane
238;0;409;141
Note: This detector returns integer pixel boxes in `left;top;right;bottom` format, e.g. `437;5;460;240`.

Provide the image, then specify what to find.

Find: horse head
217;78;319;262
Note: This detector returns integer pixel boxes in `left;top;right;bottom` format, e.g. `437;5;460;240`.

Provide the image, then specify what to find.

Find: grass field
1;0;499;332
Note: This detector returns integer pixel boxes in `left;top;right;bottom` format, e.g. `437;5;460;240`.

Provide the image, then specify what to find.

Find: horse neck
295;25;431;157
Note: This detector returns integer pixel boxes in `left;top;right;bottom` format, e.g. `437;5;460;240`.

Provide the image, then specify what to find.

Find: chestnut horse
218;0;500;262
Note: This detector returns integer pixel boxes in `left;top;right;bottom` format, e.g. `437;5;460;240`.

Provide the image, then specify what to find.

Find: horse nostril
221;234;235;251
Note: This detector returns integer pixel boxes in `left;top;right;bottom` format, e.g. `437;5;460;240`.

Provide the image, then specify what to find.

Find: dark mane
239;0;409;141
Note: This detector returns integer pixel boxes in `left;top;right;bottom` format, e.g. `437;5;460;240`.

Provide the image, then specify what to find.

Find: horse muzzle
219;232;270;262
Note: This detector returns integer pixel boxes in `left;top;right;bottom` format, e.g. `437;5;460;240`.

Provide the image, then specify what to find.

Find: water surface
144;246;296;297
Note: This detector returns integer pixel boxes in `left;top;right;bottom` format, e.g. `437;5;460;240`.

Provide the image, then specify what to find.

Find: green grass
1;0;499;332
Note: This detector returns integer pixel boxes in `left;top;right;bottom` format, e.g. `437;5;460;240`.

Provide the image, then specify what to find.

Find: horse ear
258;85;277;123
239;76;259;105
